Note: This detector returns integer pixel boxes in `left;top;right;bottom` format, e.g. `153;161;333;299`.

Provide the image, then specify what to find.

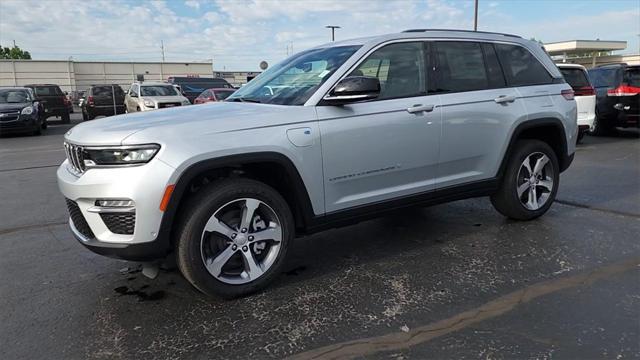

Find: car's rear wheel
491;140;559;220
589;111;613;136
176;178;293;298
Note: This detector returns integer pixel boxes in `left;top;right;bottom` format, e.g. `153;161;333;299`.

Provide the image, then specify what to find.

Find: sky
0;0;638;71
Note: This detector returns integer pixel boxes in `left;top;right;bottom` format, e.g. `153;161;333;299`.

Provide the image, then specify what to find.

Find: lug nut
231;233;237;239
242;246;248;252
241;228;247;233
248;235;254;241
232;245;237;250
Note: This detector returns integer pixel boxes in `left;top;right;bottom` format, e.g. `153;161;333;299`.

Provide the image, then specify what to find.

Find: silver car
58;29;577;298
124;82;190;112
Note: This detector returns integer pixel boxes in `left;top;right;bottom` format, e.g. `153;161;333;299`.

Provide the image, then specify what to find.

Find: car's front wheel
176;178;293;298
61;111;70;124
491;140;559;220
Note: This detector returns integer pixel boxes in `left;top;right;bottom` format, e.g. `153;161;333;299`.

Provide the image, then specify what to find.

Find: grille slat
100;213;136;235
65;199;95;239
64;142;86;174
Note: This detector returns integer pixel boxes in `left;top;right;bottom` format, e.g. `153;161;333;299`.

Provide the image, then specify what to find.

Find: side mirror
323;76;380;105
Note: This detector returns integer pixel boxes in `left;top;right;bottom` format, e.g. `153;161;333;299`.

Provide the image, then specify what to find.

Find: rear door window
560;68;591;89
495;44;553;86
434;41;490;92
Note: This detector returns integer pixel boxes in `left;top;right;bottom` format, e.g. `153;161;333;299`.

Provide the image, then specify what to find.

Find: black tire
576;130;585;144
41;118;47;130
491;139;559;220
87;111;95;120
589;112;613;136
33;125;42;136
176;178;294;298
82;110;88;121
61;111;71;124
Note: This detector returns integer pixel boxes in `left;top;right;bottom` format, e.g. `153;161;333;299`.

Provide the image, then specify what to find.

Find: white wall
0;60;213;92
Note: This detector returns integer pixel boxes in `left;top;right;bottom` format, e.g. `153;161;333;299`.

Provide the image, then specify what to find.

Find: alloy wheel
517;152;554;210
200;198;282;285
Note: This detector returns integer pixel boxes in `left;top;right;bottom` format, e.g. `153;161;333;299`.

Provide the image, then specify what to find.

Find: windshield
180;81;231;94
588;68;621;88
141;85;178;96
228;45;361;105
34;85;62;96
0;89;30;103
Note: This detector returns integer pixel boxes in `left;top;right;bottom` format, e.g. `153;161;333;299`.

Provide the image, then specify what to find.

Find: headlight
83;145;160;166
143;99;155;108
21;106;34;115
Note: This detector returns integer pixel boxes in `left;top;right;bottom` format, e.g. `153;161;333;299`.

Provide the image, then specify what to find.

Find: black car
24;84;70;124
167;77;233;104
0;87;45;136
587;64;640;135
81;84;126;120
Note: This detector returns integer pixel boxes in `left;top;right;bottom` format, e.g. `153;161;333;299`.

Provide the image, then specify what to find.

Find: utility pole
161;40;165;62
13;39;16;47
325;25;341;41
473;0;479;31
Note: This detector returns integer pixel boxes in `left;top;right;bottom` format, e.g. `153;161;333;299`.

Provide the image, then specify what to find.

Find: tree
0;45;31;59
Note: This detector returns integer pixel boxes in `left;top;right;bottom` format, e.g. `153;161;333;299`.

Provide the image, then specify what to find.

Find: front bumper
0;115;39;134
57;158;176;260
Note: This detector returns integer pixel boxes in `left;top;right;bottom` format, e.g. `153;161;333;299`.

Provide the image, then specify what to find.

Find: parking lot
1;114;639;359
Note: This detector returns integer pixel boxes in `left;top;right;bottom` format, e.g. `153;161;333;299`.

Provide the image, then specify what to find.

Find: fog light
95;199;134;207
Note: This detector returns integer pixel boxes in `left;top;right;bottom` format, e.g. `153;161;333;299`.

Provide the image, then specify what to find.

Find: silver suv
58;30;577;298
124;82;190;113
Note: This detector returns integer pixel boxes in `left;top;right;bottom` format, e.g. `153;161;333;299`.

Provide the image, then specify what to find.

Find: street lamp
325;25;341;41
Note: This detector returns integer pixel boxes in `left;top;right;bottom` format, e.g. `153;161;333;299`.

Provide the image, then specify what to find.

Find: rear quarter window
587;68;621;88
495;44;553;86
624;67;640;87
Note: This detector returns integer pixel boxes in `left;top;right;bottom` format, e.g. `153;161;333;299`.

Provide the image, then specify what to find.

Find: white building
544;40;639;68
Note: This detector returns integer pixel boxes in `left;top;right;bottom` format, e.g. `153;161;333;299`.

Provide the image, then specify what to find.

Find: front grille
65;199;95;239
158;102;181;109
0;111;20;122
63;142;86;174
100;213;136;235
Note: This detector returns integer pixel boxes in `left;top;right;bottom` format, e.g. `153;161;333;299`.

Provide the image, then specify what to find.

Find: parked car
587;63;640;135
193;88;236;104
0;87;45;136
125;82;191;113
58;29;576;298
557;64;595;142
81;84;126;120
167;77;234;103
24;84;70;124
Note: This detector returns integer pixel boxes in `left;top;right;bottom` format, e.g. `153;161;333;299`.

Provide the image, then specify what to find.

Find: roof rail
402;29;522;39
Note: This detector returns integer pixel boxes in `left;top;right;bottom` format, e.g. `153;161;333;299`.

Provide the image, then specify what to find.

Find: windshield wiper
229;96;262;103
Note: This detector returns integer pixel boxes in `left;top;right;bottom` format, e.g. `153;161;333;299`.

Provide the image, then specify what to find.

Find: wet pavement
1;115;638;359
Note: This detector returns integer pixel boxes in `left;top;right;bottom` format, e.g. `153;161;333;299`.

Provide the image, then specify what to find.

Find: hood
0;102;30;112
64;102;316;146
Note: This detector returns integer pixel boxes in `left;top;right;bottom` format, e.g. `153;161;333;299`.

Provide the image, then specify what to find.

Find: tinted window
559;68;590;89
482;43;507;88
587;68;621;88
214;90;234;100
349;42;426;100
92;86;113;97
34;85;63;96
180;81;231;94
624;67;640;87
434;42;489;92
495;44;552;86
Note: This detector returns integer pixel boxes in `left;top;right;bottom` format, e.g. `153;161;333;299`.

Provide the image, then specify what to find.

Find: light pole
325;25;341;41
473;0;478;31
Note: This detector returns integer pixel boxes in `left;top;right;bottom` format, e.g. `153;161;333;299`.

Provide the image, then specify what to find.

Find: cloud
185;0;201;9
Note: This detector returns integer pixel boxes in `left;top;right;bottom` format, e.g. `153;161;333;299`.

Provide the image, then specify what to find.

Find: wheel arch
156;152;316;249
497;117;572;179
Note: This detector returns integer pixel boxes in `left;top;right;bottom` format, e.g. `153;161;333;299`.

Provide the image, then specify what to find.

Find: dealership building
0;60;259;92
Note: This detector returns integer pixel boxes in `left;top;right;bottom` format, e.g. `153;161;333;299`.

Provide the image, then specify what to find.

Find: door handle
494;95;516;104
407;104;434;113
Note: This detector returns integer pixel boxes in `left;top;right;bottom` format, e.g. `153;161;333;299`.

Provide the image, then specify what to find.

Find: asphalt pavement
1;113;638;359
